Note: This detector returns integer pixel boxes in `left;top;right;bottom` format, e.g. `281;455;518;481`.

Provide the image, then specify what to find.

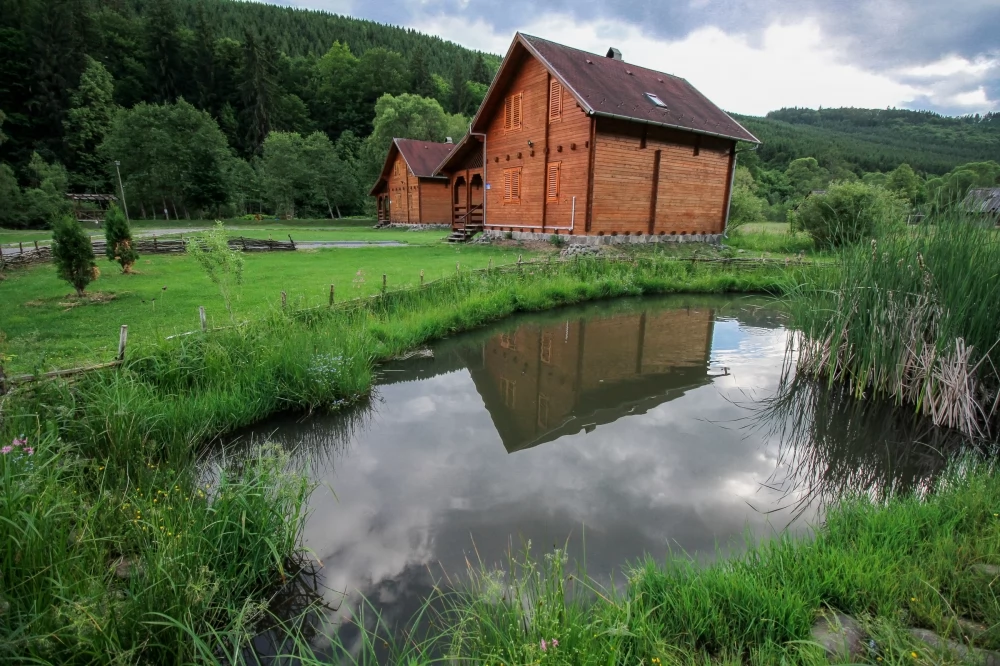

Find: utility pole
114;160;130;224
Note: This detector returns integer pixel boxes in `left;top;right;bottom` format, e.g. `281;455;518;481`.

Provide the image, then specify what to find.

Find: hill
735;107;1000;176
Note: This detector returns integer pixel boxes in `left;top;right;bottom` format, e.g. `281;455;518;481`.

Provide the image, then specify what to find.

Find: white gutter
723;143;760;238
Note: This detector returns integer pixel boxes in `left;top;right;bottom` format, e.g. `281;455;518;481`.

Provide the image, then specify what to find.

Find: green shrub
792;181;906;249
728;184;767;230
103;203;138;273
549;233;566;247
51;215;97;296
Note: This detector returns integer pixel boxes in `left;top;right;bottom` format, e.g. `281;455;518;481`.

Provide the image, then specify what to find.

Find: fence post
382;274;387;294
153;235;158;251
329;284;335;307
241;236;247;251
517;254;522;273
117;325;128;362
199;306;207;332
488;258;492;271
19;242;23;254
288;234;296;250
34;240;39;251
420;270;424;287
281;291;287;309
456;261;460;273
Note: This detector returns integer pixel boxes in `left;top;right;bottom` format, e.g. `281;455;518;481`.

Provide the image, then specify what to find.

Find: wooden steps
445;225;483;243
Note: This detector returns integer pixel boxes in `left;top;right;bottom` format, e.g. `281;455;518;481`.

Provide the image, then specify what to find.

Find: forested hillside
737;107;1000;175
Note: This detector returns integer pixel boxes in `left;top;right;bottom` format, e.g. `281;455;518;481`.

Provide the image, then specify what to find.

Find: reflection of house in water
463;308;716;452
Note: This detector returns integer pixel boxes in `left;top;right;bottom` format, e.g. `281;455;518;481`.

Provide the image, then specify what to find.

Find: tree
99;100;235;217
728;167;766;229
259;131;308;217
785;157;830;198
144;0;184;103
302;131;354;218
308;41;360;137
793;182;906;249
104;203;137;273
241;31;280;155
0;164;25;228
470;54;492;85
22;152;72;228
187;221;244;320
408;46;434;98
52;215;97;296
449;60;469;115
885;163;923;205
64;56;118;190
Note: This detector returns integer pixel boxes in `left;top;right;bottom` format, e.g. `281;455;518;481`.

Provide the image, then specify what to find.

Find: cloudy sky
274;0;999;116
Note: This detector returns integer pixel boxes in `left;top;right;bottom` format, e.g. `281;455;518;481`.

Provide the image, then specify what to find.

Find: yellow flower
911;597;917;601
911;651;918;658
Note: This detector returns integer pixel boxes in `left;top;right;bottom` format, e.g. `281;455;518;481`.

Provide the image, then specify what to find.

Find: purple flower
24;447;34;456
1;446;11;455
540;639;547;651
551;639;559;647
12;438;26;447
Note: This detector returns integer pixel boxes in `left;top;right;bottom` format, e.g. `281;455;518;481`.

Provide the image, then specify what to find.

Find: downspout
723;143;760;239
470;126;487;228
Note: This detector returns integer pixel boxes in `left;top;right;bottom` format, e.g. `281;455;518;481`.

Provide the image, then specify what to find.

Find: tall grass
0;256;797;663
788;209;1000;436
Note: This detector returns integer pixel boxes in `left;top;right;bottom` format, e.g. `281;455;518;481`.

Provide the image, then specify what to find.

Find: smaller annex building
370;138;456;226
429;33;761;243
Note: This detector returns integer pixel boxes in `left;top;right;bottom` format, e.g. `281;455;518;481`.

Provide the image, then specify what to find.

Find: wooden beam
541;71;552;233
585;116;597;232
648;149;661;235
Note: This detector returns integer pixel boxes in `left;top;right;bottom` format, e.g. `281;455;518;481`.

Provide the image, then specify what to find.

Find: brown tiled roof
395;139;455;178
517;34;759;144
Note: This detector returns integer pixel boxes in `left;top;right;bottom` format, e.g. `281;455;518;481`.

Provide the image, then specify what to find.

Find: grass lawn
0;243;535;373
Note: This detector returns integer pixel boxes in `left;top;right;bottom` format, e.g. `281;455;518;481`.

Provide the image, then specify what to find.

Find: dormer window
645;92;667;108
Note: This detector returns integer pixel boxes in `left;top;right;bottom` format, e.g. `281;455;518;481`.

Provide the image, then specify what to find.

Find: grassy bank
1;256;798;663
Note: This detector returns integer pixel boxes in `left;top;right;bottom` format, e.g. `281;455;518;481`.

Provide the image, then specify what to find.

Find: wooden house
432;34;760;242
370;138;456;226
961;187;1000;224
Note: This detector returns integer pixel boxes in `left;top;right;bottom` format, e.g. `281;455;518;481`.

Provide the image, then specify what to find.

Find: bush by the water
793;181;906;248
51;215;97;295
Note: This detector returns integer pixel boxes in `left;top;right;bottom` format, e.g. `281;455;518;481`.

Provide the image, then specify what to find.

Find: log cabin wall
483;54;592;232
418;178;452;224
590;118;734;236
387;151;415;224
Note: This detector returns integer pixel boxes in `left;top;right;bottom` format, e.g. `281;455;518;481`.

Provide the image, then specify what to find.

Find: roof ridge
520;33;685;82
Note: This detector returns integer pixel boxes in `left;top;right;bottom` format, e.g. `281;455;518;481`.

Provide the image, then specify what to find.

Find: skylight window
645;92;667;108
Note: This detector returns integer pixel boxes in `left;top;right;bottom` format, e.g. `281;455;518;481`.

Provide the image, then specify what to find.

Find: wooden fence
0;235;296;270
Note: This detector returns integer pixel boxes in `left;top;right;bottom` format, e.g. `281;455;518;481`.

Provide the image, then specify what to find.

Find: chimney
606;47;622;61
445;136;453;144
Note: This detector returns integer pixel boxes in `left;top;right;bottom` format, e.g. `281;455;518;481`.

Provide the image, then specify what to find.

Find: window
537;393;550;428
500;332;517;350
549;80;562;121
503;167;522;203
500;377;516;408
546;162;560;202
644;92;667;108
503;92;523;132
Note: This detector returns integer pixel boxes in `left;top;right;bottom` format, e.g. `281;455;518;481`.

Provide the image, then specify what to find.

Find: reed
787;208;1000;437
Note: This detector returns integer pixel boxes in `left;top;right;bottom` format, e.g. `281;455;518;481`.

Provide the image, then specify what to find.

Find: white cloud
409;13;998;115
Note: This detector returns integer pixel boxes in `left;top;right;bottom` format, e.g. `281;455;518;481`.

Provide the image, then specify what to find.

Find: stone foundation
482;229;722;245
385;223;451;230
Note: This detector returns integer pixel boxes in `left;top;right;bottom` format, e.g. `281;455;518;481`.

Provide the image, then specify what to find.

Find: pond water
235;295;971;657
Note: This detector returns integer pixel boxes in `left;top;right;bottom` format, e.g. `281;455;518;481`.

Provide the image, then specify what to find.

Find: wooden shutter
504;96;513;131
503;169;512;201
510;168;521;202
549;80;562;121
546;162;560;201
512;93;522;130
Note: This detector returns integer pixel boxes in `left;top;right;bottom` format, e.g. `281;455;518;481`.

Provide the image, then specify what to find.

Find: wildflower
24;447;33;455
911;651;918;658
551;639;558;648
911;597;917;602
1;446;11;455
540;639;547;651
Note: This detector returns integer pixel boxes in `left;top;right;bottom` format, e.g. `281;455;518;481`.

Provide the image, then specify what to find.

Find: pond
235;295;971;657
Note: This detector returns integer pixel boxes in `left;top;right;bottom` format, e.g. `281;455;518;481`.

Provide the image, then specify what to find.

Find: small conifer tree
104;203;138;272
52;215;97;296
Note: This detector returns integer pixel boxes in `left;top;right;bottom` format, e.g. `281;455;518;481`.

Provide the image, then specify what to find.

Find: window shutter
504;96;512;131
503;169;512;201
511;168;521;201
512;93;522;130
546;162;560;201
549;80;562;121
